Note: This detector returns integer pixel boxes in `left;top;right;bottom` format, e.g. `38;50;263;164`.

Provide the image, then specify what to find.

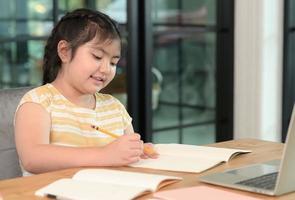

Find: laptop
199;105;295;196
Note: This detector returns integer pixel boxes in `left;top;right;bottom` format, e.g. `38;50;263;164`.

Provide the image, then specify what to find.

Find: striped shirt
17;83;132;147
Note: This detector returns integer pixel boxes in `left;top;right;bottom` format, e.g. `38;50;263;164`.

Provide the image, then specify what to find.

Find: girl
14;8;157;175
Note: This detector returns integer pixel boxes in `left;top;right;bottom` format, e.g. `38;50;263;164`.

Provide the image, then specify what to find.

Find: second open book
35;169;182;200
130;143;251;173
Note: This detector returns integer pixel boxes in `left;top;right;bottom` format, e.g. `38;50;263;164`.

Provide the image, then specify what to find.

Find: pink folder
153;185;263;200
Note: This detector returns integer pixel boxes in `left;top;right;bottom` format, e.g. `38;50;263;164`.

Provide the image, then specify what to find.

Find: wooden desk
0;138;293;200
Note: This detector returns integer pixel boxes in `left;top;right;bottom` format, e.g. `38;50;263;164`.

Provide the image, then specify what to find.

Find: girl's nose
99;60;111;73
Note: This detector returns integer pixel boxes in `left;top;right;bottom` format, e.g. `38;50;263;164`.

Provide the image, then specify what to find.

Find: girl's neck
51;79;96;110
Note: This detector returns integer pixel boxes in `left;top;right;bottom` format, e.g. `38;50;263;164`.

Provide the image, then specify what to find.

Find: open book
35;169;182;200
130;144;251;173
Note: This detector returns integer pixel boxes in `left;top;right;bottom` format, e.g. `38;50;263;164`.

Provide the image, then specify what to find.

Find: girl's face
62;38;121;94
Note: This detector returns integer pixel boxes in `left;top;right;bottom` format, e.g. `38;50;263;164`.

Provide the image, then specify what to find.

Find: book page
131;154;224;173
155;144;250;161
72;169;182;191
130;144;251;173
35;178;150;200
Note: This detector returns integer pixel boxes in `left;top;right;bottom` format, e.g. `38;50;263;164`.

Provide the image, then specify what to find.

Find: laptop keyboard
236;172;278;190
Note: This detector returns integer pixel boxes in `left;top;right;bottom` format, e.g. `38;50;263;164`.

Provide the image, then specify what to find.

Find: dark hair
42;8;121;84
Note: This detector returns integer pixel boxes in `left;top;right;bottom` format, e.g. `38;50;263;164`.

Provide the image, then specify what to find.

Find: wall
234;0;284;141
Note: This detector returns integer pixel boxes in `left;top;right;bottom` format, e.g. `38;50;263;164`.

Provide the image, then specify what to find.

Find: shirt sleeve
16;87;51;114
113;97;132;128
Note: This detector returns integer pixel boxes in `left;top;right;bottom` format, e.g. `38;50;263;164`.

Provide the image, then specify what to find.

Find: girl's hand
141;143;159;159
103;133;143;166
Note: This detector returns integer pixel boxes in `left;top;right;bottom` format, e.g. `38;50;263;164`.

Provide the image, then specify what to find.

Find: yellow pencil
91;125;156;155
91;125;120;138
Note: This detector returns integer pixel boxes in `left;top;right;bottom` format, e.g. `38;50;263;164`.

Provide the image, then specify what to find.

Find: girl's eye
93;54;102;60
110;63;117;67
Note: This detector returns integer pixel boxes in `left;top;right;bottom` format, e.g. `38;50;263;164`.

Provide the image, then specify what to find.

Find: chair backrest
0;87;32;180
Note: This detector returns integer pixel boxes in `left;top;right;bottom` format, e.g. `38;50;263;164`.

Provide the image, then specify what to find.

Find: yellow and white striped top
17;83;132;147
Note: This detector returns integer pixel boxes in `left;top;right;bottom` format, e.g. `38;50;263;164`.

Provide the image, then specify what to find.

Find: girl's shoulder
20;84;57;106
24;84;55;98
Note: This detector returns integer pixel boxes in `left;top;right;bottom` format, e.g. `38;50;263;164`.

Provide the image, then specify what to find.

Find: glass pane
28;40;45;85
0;43;13;88
152;28;216;126
0;0;51;89
181;33;216;124
0;22;14;37
152;0;182;24
182;125;215;145
152;130;180;144
97;0;127;24
153;103;180;130
14;21;53;37
58;0;85;12
0;40;45;88
0;1;14;18
17;0;53;36
151;1;217;144
59;0;127;24
28;21;53;36
0;0;53;38
27;0;53;20
152;0;216;25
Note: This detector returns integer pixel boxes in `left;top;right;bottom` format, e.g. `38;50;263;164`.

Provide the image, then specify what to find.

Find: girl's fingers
143;144;158;157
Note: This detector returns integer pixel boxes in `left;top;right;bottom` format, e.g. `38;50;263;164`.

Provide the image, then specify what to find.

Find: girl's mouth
90;75;105;83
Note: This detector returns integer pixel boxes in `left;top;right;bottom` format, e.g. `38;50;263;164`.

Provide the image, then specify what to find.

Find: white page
73;169;182;191
35;178;148;200
130;154;224;173
155;144;250;161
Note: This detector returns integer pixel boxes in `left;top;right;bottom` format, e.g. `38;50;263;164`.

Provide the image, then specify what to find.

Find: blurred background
0;0;293;145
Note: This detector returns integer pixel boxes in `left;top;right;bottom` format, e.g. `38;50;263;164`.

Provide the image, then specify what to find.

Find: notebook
200;105;295;196
35;169;182;200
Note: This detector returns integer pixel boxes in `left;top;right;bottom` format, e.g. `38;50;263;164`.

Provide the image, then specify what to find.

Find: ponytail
42;23;62;84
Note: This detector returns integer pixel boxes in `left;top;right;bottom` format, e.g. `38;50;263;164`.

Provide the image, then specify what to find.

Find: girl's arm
15;103;143;174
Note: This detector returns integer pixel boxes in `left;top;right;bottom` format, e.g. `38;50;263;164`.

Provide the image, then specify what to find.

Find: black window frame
283;0;295;142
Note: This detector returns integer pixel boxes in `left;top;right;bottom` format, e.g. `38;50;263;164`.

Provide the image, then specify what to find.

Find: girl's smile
90;75;106;85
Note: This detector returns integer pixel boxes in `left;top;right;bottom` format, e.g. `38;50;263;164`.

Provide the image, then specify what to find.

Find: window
0;0;234;145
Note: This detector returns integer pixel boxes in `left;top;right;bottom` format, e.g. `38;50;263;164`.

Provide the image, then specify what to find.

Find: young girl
14;8;157;175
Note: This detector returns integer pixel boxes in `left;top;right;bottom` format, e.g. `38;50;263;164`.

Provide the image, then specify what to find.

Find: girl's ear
57;40;71;63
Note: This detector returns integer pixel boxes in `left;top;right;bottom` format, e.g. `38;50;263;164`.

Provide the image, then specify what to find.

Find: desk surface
0;138;292;200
